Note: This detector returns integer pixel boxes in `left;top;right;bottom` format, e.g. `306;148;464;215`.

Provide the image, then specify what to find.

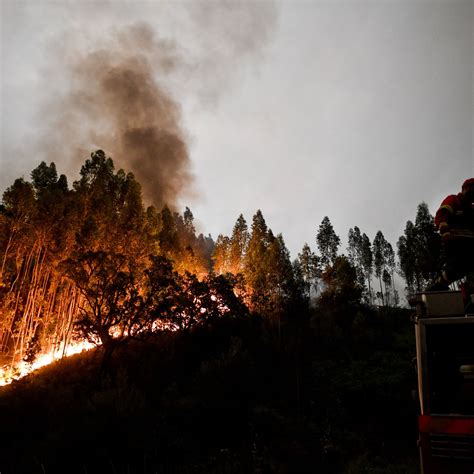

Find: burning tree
63;251;139;349
164;272;249;331
62;251;182;369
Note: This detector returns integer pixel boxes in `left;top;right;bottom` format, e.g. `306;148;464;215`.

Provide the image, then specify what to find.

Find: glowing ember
0;340;96;386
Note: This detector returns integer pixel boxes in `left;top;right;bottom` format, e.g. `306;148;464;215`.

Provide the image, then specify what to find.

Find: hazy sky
1;0;473;259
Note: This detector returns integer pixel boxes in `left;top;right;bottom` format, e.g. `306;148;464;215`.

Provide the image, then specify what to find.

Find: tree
195;233;215;272
360;233;373;304
397;220;418;294
397;203;442;293
0;178;36;278
166;271;248;331
347;228;361;268
228;214;248;274
1;167;77;368
297;243;320;300
62;251;184;370
383;241;396;305
243;210;270;307
58;150;157;367
373;231;388;306
62;250;139;351
265;233;297;314
318;255;363;334
156;206;209;275
31;161;72;254
212;234;230;275
179;208;210;275
413;202;442;283
158;206;180;261
371;232;396;306
347;227;369;299
183;206;196;236
316;216;340;269
31;161;58;192
382;269;392;306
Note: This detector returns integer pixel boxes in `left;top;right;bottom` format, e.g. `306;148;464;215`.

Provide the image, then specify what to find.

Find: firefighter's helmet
462;178;474;190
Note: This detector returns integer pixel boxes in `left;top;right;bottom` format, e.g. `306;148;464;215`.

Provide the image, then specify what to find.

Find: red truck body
412;291;474;473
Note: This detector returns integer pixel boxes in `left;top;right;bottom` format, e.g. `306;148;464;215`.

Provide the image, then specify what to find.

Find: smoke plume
44;23;188;206
30;3;277;208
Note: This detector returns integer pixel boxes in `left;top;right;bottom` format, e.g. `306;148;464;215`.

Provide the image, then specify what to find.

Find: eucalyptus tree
229;214;249;275
297;243;320;300
347;227;366;288
316;216;340;269
397;202;442;293
373;231;388;305
212;234;231;275
372;231;397;306
265;233;296;314
243;210;270;306
360;233;373;304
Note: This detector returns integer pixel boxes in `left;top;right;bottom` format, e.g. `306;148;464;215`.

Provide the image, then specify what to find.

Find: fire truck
410;290;474;473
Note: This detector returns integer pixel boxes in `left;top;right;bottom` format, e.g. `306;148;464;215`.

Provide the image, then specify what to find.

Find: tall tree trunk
0;229;16;280
367;273;372;305
378;277;384;306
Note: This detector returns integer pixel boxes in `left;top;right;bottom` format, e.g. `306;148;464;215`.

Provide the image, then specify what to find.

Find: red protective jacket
434;193;474;237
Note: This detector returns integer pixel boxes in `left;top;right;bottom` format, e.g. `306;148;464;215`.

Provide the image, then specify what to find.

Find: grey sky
1;0;473;259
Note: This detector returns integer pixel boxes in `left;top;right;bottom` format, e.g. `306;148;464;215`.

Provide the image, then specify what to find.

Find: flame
0;296;231;386
0;339;96;386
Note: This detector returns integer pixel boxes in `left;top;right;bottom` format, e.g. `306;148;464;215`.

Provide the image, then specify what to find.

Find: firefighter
430;178;474;291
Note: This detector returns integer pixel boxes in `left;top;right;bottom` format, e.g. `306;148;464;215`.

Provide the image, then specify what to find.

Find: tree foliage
0;148;444;381
297;243;320;300
372;231;396;305
316;216;340;269
347;226;373;302
0;151;218;372
229;214;248;275
397;202;442;293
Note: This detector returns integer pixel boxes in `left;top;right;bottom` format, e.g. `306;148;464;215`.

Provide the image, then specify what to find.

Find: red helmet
462;178;474;190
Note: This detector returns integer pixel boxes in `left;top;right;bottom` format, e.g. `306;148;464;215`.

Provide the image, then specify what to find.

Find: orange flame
0;340;96;386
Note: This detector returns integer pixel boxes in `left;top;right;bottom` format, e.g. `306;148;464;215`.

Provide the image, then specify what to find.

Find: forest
0;151;444;473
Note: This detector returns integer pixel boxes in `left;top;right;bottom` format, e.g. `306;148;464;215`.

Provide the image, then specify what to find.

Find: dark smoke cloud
32;2;277;209
41;23;191;207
